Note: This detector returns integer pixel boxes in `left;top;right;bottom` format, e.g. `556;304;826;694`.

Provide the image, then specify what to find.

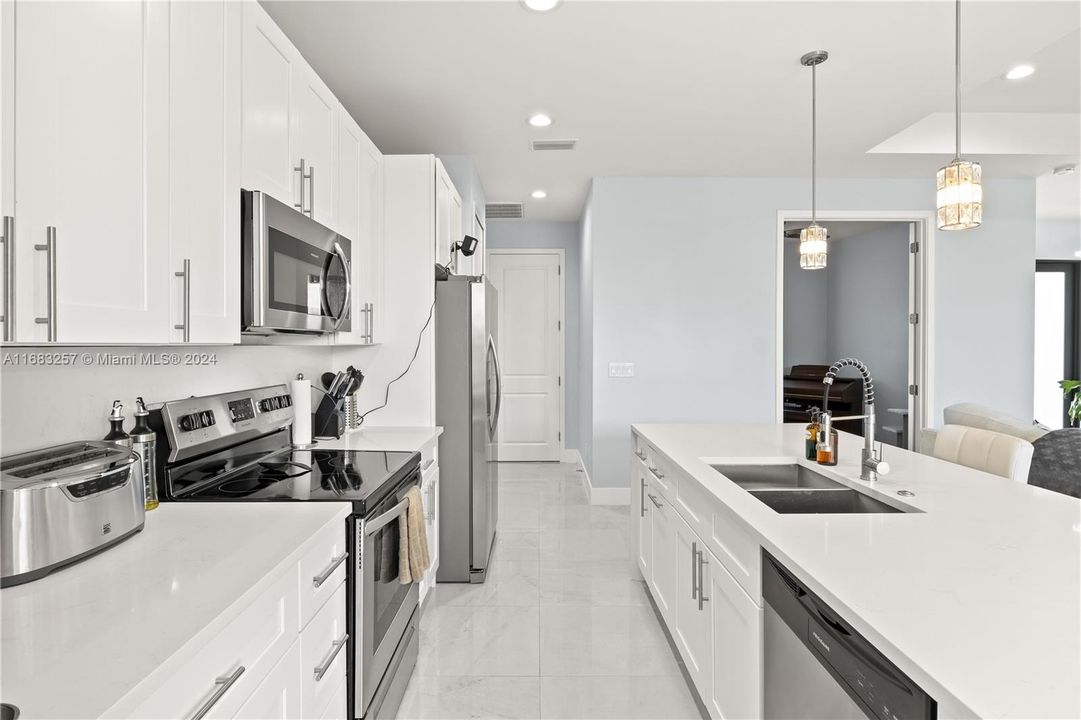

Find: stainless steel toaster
1;441;145;587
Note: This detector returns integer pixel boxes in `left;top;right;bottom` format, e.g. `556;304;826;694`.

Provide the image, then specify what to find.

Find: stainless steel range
150;385;420;720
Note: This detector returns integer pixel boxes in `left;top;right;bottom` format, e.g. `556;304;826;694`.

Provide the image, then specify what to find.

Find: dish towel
398;486;430;584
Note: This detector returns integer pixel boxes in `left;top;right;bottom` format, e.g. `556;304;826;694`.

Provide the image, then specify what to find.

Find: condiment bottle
805;410;820;461
130;397;159;511
816;426;839;466
103;400;132;449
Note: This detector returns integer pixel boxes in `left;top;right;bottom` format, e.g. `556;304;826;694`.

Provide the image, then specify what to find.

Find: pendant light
800;50;829;270
936;0;982;230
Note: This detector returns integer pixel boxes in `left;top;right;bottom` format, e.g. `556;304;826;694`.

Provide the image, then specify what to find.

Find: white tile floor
397;462;703;720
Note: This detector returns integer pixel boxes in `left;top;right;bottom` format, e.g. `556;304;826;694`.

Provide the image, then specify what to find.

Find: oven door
356;481;421;716
243;190;351;334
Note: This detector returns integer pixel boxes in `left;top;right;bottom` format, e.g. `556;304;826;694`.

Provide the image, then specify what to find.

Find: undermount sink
712;463;914;514
711;463;845;491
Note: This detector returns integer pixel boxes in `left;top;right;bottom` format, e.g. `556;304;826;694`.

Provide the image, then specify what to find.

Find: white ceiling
264;1;1081;221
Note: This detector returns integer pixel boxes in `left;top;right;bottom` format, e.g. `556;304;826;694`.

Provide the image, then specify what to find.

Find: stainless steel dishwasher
763;552;936;720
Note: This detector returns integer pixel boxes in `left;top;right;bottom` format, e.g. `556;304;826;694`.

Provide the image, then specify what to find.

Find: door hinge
909;384;919;396
910;241;920;254
558;431;562;441
558;376;562;387
557;320;561;331
558;265;561;276
908;312;919;325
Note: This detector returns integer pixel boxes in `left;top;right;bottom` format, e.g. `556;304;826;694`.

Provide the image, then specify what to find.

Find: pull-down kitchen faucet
819;357;890;481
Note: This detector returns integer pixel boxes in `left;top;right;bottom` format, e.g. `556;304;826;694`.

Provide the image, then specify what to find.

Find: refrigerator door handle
486;334;503;437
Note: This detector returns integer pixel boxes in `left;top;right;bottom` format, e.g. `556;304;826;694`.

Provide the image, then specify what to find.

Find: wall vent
486;203;525;220
531;139;577;151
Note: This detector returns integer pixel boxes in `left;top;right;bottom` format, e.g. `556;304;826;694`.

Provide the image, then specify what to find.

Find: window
1034;261;1080;429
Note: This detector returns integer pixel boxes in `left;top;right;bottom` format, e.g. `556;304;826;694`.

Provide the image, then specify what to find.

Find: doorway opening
1034;260;1080;428
776;212;934;451
486;249;566;461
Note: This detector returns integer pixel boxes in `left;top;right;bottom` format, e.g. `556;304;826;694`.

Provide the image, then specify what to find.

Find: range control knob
179;412;203;432
201;410;216;427
258;398;275;413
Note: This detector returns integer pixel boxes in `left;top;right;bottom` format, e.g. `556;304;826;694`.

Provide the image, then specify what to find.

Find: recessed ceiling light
522;0;560;12
527;113;552;128
531;190;547;199
1005;64;1035;80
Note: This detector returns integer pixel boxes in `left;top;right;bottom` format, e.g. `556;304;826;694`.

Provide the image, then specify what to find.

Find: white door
488;251;563;461
14;0;170;343
168;0;241;344
674;514;711;695
707;545;762;720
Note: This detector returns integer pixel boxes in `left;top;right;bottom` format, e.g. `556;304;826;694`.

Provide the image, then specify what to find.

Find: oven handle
365;497;409;536
331;241;351;333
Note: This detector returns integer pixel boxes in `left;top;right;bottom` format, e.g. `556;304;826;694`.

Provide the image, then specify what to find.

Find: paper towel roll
291;374;312;446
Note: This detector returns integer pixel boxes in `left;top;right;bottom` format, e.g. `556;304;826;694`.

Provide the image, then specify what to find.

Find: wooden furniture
783;364;865;436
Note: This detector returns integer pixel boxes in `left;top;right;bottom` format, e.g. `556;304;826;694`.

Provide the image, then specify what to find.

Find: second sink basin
712;463;845;491
749;488;904;514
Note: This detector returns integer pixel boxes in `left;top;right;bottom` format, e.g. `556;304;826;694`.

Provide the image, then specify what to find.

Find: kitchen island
631;423;1080;720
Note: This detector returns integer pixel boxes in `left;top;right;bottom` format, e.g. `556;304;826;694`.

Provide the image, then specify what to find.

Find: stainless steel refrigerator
435;275;501;583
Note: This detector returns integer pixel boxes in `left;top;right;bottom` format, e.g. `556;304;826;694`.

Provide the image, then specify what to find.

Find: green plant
1060;380;1081;427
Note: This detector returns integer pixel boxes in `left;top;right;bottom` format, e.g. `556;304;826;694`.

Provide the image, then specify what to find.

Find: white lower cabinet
419;446;441;602
648;480;677;626
674;513;711;695
707;545;763;720
234;640;303;719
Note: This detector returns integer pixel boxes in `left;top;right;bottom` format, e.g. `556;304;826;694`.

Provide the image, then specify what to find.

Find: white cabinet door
333;108;383;346
674;512;711;698
300;584;347;718
1;0;12;343
648;482;677;626
168;0;241;344
434;159;461;270
420;463;440;602
233;640;303;719
706;546;762;720
291;64;337;230
14;0;170;343
241;0;296;206
635;464;652;581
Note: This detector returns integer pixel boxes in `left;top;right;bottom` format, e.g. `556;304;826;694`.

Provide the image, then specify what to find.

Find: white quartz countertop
633;423;1081;720
316;425;442;453
0;502;351;719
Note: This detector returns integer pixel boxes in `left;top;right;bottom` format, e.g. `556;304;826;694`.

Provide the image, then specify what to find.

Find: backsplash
0;344;371;455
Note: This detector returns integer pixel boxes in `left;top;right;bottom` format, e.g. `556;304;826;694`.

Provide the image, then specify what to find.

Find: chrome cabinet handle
174;258;191;342
647;493;663;509
691;541;699;600
2;215;13;341
314;632;348;682
331;242;351;333
366;302;374;343
313;551;348;588
697;549;709;611
640;478;647;517
634;450;647;461
308;164;315;218
33;226;57;341
649;466;664;480
189;665;245;720
294;158;308;213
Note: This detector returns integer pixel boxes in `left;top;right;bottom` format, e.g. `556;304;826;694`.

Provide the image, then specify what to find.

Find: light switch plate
609;362;635;378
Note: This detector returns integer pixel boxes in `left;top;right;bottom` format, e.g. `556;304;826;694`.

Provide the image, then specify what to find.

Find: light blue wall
584;177;1037;489
579;193;595;475
486;221;582;452
1036;219;1081;260
782;239;830;368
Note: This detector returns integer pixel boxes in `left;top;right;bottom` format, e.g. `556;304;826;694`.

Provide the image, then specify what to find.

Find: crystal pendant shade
799;224;828;270
936;158;982;230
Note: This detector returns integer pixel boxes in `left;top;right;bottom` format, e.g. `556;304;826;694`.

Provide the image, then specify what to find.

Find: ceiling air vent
486;203;525;220
531;139;577;151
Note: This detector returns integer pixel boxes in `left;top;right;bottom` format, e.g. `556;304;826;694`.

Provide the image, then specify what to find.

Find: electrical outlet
609;362;635;378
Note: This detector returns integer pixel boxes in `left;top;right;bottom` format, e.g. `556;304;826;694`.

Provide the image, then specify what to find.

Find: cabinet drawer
707;501;761;604
298;520;349;630
301;582;348;718
233;639;303;719
645;449;674;500
128;569;299;718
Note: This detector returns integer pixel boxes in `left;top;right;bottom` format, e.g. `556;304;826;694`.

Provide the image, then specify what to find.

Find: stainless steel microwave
242;190;351;335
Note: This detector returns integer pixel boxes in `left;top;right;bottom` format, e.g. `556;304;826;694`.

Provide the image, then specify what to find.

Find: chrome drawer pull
313;552;349;588
314;632;349;682
697;549;710;611
647;493;663;509
640;479;647;517
691;541;699;600
189;665;245;720
649;465;664;480
634;450;646;460
33;227;57;341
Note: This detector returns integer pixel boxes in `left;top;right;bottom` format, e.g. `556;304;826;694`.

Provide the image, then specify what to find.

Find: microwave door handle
330;241;351;332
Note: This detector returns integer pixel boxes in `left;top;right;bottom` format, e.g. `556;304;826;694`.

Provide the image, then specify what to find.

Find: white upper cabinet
334;108;384;346
434;159;462;270
168;0;242;344
241;1;338;233
13;0;171;344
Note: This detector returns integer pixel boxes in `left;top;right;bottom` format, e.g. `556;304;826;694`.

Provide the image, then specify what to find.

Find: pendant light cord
811;61;817;225
955;0;961;160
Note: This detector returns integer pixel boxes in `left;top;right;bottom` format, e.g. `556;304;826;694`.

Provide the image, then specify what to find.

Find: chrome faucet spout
818;357;890;481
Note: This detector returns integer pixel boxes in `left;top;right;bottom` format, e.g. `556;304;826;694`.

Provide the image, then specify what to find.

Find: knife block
312;396;346;439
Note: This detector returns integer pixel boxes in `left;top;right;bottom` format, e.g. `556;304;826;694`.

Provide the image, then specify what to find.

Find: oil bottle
103;400;132;449
130;397;159;511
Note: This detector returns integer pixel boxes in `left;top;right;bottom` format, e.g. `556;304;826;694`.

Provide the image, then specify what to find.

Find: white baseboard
567;451;630;506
